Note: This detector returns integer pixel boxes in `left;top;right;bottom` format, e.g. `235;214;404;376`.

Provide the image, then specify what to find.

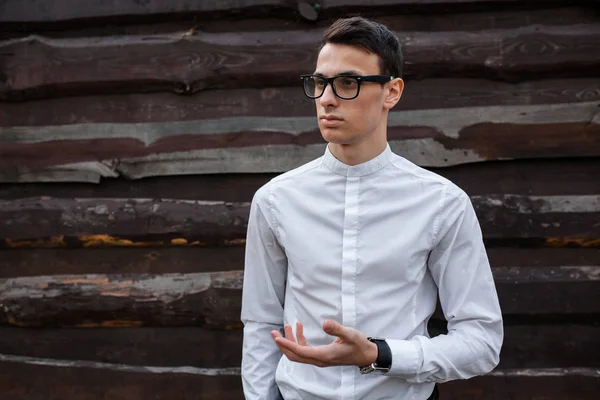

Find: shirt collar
322;143;392;177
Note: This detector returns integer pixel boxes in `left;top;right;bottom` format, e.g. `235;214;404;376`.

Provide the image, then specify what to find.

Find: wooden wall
1;0;599;398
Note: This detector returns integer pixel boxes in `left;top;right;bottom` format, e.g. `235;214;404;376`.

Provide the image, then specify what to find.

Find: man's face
313;43;391;146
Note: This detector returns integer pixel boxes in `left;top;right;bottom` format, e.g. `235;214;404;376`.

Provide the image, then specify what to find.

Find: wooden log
0;266;598;328
0;359;243;400
2;6;596;42
0;195;598;245
0;245;597;277
0;197;251;245
439;371;600;399
0;247;247;278
1;158;598;202
0;359;597;400
0;271;244;329
1;101;599;182
0;327;243;368
0;323;598;369
2;24;600;101
1;0;594;24
3;79;600;126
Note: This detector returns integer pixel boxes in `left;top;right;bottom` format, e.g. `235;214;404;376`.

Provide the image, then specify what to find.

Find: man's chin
320;129;354;144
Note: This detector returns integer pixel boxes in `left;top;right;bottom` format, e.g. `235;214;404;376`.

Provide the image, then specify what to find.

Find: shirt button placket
341;172;359;399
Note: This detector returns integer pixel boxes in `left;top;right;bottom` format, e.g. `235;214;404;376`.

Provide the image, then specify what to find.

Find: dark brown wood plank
2;24;600;101
1;158;598;202
0;271;244;329
0;360;597;400
0;195;598;245
0;245;597;278
0;247;247;278
0;267;598;328
1;102;598;181
0;323;597;369
439;372;600;400
2;6;596;43
0;360;243;400
0;197;251;245
3;79;600;126
0;327;243;368
1;0;594;24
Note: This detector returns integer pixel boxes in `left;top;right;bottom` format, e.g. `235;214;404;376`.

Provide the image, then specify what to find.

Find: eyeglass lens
303;76;359;99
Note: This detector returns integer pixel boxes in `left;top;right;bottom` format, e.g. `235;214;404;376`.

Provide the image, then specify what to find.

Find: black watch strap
369;337;392;369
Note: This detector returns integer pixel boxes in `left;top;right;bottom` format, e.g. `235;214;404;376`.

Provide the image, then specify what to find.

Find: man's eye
340;78;356;87
315;79;326;87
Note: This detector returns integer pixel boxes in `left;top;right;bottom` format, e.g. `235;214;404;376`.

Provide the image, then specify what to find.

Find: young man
241;17;503;400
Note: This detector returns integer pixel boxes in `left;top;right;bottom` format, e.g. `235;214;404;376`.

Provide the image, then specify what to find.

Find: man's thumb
323;320;345;336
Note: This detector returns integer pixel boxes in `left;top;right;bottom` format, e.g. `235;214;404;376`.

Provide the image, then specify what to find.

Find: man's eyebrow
312;70;361;77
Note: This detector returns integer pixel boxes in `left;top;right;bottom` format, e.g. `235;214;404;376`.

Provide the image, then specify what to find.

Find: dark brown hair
319;17;403;78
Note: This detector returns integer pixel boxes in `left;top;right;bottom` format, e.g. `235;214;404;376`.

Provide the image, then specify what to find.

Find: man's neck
328;138;388;166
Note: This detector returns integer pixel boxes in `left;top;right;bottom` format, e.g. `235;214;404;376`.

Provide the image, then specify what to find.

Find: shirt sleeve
386;184;504;383
241;185;288;399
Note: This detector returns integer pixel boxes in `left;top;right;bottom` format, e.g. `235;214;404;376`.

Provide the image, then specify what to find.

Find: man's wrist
366;340;379;364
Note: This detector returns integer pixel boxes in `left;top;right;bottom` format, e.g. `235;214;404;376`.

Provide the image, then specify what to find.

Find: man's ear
383;78;404;110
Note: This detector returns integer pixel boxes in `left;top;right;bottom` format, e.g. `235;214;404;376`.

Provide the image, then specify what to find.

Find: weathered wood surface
1;158;598;202
1;101;599;182
439;372;600;399
2;24;600;101
3;78;600;126
0;198;250;245
2;6;597;41
0;266;598;328
0;323;597;369
0;271;244;329
0;246;597;277
0;195;598;245
0;247;247;277
0;359;243;400
0;360;597;400
1;0;595;24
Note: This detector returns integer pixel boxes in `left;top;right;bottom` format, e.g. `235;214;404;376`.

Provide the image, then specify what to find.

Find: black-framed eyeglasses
300;74;394;100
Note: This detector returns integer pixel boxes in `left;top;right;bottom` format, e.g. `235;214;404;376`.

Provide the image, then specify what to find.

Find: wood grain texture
0;266;598;328
0;360;598;400
0;195;598;245
0;325;588;371
1;0;594;24
2;24;600;100
0;271;244;329
0;197;251;245
0;360;243;400
439;373;600;400
0;323;597;369
2;101;598;182
0;245;597;277
3;78;600;126
1;158;598;202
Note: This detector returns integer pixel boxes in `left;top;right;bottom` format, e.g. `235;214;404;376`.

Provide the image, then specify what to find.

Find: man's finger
275;338;327;367
284;324;295;342
296;322;308;346
271;330;283;340
276;337;334;363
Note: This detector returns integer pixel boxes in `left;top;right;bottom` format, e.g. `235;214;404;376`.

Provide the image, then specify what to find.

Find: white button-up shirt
241;143;503;400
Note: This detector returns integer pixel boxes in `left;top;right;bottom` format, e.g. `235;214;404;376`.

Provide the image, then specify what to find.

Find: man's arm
386;184;503;382
241;186;288;399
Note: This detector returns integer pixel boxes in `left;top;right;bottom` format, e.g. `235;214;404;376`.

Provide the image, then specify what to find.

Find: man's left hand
271;320;378;368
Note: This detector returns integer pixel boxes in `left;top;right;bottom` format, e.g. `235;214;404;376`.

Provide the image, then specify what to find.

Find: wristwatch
359;337;392;375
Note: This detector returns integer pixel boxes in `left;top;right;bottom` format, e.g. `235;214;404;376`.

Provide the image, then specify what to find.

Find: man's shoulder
252;156;323;201
389;152;467;201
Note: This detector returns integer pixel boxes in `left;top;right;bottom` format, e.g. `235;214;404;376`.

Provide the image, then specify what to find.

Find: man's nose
319;83;339;108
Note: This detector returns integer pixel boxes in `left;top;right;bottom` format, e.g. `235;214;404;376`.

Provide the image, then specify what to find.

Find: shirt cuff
386;338;422;376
